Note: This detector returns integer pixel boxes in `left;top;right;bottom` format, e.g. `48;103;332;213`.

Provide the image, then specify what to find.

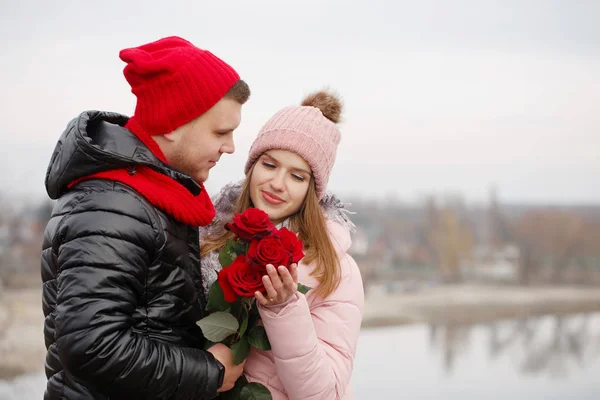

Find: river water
2;313;599;399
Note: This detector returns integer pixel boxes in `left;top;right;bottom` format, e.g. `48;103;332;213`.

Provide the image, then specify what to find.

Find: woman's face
249;149;312;224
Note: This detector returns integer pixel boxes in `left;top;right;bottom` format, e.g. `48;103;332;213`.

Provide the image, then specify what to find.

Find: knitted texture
245;105;341;199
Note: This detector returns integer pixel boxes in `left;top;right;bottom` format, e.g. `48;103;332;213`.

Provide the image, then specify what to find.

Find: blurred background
1;0;599;399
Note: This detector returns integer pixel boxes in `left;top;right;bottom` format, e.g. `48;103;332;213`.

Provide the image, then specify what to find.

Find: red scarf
68;119;216;227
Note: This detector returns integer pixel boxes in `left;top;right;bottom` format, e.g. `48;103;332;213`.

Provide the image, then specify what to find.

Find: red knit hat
120;36;240;136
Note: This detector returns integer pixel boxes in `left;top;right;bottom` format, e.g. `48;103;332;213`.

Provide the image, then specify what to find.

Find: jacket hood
45;111;201;199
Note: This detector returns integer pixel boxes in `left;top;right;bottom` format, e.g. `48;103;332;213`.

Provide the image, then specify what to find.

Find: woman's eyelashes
291;174;305;182
262;161;306;182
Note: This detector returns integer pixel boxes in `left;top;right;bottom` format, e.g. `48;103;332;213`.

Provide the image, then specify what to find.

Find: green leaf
247;326;271;351
229;298;243;317
240;383;272;400
206;281;231;312
239;312;249;337
216;376;249;400
218;243;237;268
297;282;313;295
196;312;239;342
226;299;251;342
219;239;248;267
231;337;250;365
247;301;261;325
230;239;248;256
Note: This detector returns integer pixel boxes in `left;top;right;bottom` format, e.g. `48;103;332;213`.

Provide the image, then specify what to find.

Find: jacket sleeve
258;253;364;400
53;194;221;399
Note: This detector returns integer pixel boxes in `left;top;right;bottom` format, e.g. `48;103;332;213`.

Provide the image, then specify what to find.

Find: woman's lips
261;190;284;205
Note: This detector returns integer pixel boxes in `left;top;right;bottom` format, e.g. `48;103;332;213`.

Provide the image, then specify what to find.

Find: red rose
218;254;265;302
217;258;239;303
247;236;292;271
225;208;275;241
277;228;305;264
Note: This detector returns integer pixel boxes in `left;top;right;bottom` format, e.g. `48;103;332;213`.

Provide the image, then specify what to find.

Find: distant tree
36;200;54;228
515;210;586;284
427;205;473;283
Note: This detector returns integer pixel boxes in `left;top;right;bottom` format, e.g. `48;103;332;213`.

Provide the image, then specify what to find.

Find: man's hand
207;343;245;392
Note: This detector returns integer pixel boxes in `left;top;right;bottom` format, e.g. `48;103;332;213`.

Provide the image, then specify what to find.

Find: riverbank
2;284;600;380
362;283;600;328
0;288;45;380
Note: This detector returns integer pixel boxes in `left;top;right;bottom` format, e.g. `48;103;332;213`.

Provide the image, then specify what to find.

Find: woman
200;90;364;399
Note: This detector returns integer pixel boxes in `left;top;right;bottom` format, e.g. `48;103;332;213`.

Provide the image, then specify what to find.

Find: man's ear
162;131;178;142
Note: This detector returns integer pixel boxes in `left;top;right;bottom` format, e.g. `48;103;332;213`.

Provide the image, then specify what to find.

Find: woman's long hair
201;163;342;298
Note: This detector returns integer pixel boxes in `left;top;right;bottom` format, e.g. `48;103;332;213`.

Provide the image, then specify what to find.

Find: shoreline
361;283;600;328
2;284;600;380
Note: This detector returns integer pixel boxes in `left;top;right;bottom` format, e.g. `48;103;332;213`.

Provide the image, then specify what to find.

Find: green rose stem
230;298;252;345
230;303;244;346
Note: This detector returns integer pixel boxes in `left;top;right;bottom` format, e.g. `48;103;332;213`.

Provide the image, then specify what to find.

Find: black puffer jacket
41;111;221;399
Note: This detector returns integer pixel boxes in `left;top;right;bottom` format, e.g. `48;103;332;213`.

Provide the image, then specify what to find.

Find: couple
41;36;364;400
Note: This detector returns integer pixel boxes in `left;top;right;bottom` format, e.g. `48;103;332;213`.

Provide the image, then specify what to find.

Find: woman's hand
255;263;298;306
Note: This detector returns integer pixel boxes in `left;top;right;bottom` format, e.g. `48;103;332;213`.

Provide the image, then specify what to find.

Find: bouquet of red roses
197;208;310;399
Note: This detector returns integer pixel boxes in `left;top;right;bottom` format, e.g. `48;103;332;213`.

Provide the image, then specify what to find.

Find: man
41;36;250;399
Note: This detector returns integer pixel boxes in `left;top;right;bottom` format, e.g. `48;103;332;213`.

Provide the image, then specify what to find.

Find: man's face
159;97;242;183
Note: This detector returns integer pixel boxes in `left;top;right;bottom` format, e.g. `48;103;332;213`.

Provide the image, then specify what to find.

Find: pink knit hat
244;91;343;199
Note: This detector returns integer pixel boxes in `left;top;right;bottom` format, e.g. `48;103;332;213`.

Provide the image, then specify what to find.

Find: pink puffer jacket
244;220;365;399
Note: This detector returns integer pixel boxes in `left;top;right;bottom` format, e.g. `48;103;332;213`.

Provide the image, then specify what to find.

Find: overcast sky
1;0;599;204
